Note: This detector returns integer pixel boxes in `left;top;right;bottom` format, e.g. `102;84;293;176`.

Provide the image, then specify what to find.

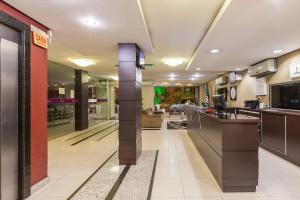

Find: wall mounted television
270;81;300;111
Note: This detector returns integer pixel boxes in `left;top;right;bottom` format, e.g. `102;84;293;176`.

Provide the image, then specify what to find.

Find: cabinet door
286;115;300;165
261;113;285;154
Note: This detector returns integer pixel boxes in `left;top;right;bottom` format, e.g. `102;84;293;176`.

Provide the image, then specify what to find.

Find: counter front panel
187;108;259;192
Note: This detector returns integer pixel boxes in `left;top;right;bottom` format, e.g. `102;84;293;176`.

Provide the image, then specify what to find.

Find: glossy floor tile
27;118;300;200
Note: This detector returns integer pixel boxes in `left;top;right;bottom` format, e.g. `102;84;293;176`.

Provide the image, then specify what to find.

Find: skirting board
31;177;49;194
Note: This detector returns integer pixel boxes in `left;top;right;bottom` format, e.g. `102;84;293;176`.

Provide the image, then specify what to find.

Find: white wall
142;86;155;110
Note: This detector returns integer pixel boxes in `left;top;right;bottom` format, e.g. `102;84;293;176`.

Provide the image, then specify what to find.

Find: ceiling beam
186;0;232;71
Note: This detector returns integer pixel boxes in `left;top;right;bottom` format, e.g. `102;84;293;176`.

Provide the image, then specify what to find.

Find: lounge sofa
142;108;163;129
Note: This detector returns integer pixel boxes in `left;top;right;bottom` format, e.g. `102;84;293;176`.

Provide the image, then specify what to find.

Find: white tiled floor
27;122;119;200
28;118;300;200
144;119;300;200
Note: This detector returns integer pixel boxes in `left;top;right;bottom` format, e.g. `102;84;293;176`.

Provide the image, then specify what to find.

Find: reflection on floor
28;121;119;200
28;118;300;200
48;119;105;141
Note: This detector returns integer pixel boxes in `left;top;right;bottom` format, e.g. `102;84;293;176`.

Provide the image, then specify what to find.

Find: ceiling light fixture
195;73;202;78
273;49;283;54
196;68;201;71
170;73;176;77
69;58;95;67
210;49;220;54
83;17;100;27
191;78;196;81
170;77;175;81
110;76;119;81
163;58;184;67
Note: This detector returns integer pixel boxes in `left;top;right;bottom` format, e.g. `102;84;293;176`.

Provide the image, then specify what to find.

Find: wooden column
75;69;89;131
118;43;143;165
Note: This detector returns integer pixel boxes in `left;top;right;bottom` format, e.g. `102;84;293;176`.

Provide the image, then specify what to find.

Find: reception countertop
187;107;259;192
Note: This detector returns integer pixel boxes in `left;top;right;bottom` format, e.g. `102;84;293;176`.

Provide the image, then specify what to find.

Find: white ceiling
4;0;300;84
187;0;300;72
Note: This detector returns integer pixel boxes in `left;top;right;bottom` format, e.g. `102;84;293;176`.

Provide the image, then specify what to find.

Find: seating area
142;108;163;129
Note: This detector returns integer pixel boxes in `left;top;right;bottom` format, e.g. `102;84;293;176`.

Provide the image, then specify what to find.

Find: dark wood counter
229;108;300;167
187;107;259;192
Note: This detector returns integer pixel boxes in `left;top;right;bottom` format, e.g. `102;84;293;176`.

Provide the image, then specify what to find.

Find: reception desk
187;107;260;192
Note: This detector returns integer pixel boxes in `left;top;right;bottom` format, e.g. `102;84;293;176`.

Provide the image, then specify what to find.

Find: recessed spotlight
81;17;102;28
69;58;95;67
210;49;220;54
273;49;283;54
196;68;201;71
191;78;196;81
170;77;175;81
163;58;183;67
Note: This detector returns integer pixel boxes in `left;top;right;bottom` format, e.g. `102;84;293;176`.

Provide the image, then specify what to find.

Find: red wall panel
0;2;48;185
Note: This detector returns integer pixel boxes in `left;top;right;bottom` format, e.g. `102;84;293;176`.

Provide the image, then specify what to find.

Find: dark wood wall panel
261;112;285;154
286;115;300;166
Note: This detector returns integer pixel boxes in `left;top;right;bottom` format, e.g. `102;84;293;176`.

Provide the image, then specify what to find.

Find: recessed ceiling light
273;49;283;54
170;77;175;81
196;68;201;71
81;17;102;28
69;58;95;67
235;67;241;71
210;49;220;54
195;73;202;78
163;58;183;67
110;76;119;81
191;78;196;81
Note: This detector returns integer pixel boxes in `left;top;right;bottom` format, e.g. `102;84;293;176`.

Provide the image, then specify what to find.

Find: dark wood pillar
118;43;143;165
75;69;89;131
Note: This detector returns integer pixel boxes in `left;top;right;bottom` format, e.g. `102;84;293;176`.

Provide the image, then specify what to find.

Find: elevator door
0;23;19;200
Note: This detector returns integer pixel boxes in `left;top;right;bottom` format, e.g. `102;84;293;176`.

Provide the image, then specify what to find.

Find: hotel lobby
0;0;300;200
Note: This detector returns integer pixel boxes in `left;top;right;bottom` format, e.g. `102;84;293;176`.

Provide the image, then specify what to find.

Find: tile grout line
147;150;159;200
96;127;119;141
66;151;117;200
71;123;119;145
65;121;112;141
174;131;187;199
105;165;131;200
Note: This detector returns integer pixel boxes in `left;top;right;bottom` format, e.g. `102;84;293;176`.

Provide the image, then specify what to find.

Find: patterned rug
167;120;187;130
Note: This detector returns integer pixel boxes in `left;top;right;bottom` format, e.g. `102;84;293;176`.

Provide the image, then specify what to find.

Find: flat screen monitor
244;100;259;109
212;94;226;114
271;82;300;111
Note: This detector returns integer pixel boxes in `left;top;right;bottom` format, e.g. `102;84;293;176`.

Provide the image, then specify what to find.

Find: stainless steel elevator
0;23;19;200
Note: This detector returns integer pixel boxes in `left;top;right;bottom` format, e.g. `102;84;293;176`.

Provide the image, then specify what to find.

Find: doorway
0;12;30;199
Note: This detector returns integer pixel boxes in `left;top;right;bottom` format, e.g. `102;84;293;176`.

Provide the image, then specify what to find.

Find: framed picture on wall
230;86;237;101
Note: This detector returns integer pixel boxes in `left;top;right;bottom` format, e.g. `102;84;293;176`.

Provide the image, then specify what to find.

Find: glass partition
48;62;75;140
88;76;109;126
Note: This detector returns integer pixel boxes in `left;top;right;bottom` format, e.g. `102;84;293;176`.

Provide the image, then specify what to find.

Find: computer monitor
244;100;259;109
212;94;227;114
